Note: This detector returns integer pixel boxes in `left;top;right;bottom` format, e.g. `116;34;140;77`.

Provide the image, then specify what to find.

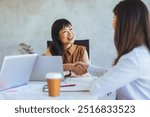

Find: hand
63;63;84;76
72;61;88;75
63;62;88;76
75;61;89;70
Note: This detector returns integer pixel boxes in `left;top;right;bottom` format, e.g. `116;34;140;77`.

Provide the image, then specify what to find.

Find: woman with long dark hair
45;19;89;76
75;0;150;99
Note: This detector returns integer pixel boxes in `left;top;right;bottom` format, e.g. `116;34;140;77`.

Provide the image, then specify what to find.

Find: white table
0;77;116;100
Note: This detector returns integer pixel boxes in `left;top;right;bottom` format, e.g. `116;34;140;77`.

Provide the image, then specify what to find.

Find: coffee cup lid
45;72;63;79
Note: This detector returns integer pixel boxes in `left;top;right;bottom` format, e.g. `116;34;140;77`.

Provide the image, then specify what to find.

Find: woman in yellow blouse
45;19;89;76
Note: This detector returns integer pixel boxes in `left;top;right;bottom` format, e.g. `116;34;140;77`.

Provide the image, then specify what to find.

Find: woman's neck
63;44;72;51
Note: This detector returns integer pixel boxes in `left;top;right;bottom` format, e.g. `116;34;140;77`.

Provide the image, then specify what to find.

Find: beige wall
0;0;150;68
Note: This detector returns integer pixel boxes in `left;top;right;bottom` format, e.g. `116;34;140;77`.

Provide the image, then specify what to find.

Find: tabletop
0;76;116;100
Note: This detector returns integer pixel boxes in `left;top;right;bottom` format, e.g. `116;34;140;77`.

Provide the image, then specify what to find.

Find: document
60;77;96;92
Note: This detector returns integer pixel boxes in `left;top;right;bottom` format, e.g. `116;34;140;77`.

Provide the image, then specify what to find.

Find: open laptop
30;56;64;81
0;54;37;91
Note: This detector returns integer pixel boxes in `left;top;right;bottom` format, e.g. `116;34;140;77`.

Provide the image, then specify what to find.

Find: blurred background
0;0;150;68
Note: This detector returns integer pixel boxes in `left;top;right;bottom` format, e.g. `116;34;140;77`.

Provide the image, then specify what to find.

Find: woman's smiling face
58;25;75;45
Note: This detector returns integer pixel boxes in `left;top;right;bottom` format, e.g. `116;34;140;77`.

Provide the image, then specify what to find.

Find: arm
82;48;90;64
90;52;140;97
63;47;90;75
63;63;74;71
45;48;52;56
71;62;107;76
88;65;107;77
45;47;75;75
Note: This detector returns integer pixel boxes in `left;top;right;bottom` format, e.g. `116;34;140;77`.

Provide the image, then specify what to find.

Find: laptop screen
0;54;37;91
30;56;64;81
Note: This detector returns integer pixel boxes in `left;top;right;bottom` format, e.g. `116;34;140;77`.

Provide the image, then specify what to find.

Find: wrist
69;64;74;71
63;63;74;71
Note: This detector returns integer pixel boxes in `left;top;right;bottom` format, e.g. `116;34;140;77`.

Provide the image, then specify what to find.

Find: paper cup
45;72;63;96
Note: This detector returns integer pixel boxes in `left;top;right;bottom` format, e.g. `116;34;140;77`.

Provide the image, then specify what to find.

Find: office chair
47;39;90;58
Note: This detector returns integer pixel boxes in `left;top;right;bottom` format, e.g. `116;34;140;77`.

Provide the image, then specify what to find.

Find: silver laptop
30;56;64;81
0;54;37;91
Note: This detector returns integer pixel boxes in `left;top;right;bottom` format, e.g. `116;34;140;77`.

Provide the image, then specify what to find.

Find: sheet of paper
60;77;97;92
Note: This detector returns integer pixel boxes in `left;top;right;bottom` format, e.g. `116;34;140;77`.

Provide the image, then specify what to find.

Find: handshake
64;62;89;76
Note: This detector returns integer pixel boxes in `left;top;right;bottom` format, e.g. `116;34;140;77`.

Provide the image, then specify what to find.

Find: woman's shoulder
134;45;150;63
73;44;86;50
128;45;149;59
45;47;51;56
72;44;87;55
119;45;150;66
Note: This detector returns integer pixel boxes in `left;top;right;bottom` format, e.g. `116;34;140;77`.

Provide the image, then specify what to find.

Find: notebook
0;54;37;91
60;77;95;92
43;77;96;92
30;56;64;81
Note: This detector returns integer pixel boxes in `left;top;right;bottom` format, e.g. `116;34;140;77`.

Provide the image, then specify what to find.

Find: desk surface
0;77;116;100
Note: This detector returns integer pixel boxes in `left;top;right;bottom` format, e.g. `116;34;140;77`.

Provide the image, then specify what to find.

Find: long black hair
49;19;72;55
113;0;150;65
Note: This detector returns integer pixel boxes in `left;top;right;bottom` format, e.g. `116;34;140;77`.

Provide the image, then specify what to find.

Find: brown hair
113;0;150;65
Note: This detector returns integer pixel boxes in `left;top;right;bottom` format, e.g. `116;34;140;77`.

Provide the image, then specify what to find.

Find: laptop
30;56;64;81
0;54;37;91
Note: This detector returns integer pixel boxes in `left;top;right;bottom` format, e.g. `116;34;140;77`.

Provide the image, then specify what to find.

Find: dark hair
49;19;72;55
113;0;150;65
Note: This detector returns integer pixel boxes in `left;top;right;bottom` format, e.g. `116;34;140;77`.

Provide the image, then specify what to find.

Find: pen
60;84;76;87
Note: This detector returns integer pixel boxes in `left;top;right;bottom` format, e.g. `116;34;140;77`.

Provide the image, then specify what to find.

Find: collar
66;44;77;55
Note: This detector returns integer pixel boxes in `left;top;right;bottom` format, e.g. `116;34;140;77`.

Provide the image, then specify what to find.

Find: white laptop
0;54;37;91
30;56;64;81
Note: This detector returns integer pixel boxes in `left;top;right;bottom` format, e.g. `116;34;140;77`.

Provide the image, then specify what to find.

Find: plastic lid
45;72;63;79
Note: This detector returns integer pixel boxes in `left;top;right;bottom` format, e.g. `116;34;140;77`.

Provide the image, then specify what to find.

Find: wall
0;0;150;68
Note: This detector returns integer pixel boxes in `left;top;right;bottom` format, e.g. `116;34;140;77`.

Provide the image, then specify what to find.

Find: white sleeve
88;65;107;77
89;53;141;97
